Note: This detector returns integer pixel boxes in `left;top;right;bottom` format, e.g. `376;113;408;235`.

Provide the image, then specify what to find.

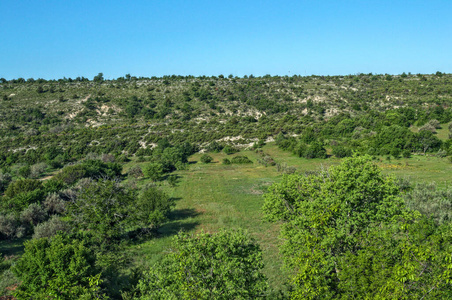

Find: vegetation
1;72;452;298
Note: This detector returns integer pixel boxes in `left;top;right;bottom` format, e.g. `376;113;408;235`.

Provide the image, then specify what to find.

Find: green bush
142;162;164;181
12;235;106;299
32;215;69;239
332;146;352;158
5;179;43;199
137;230;267;299
135;186;174;230
200;154;213;164
223;145;238;155
231;155;252;164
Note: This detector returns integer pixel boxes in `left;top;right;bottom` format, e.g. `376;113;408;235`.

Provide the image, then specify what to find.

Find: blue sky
1;0;451;79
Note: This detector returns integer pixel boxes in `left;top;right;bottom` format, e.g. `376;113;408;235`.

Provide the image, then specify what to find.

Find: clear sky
1;0;451;79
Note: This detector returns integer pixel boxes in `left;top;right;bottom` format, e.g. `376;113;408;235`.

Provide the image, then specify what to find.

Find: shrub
200;154;213;164
404;183;452;224
12;235;105;298
304;141;327;159
231;155;252;164
223;145;238;155
137;230;267;299
428;119;441;129
68;179;135;243
332;146;352;158
142;162;164;181
43;193;67;215
29;162;47;179
53;164;87;185
419;123;436;133
20;203;47;227
5;189;46;212
402;149;411;158
17;165;31;178
135;186;174;230
0;172;12;193
5;179;43;199
206;141;223;153
222;158;231;165
128;165;143;178
0;213;23;239
32;215;69;239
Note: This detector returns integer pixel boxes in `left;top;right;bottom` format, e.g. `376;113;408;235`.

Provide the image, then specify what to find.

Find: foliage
142;162;164;181
336;215;452;299
137;230;268;299
0;213;24;239
33;215;69;239
230;155;253;164
134;186;174;230
332;145;352;158
200;154;213;164
0;172;12;193
4;179;43;199
68;179;135;244
263;155;406;298
12;234;107;299
223;145;238;155
404;182;452;224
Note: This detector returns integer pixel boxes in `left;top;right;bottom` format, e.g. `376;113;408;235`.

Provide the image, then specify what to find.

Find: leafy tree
304;141;327;159
263;155;405;298
93;72;104;83
142;162;164;181
12;235;107;299
137;230;268;299
135;186;174;230
336;215;452;299
69;179;135;243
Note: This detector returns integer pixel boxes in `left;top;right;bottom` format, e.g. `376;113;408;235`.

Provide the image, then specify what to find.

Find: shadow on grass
0;237;29;257
157;208;202;238
126;208;201;243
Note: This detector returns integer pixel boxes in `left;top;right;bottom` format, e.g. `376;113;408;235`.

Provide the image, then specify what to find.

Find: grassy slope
123;143;452;292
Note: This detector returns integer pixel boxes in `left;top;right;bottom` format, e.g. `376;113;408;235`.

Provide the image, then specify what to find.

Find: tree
142;162;164;181
263;155;406;298
137;230;268;299
93;72;104;83
12;235;106;299
135;186;174;230
69;179;135;243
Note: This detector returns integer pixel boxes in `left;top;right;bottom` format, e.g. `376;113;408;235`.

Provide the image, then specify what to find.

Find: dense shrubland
1;73;452;298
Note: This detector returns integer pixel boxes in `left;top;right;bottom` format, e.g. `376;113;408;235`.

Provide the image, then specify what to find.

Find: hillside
2;73;452;298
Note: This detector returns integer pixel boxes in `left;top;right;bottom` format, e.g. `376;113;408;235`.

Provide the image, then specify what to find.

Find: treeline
276;106;451;158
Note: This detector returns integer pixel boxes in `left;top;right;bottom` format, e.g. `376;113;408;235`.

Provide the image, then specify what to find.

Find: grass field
123;143;452;292
2;142;451;294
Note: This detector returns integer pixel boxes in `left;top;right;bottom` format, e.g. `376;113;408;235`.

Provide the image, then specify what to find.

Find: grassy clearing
124;143;452;292
125;147;292;291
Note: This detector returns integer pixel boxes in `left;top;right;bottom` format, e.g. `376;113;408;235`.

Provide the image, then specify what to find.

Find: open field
121;143;452;291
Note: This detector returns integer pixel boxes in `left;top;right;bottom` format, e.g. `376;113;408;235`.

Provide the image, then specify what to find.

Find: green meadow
122;143;452;291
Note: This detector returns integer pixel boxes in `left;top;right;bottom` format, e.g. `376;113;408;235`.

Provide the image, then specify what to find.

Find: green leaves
68;179;135;243
12;235;106;299
263;155;425;298
138;230;268;299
